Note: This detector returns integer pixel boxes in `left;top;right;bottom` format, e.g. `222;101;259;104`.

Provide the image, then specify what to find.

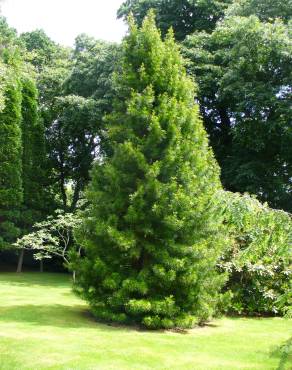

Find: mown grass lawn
0;273;291;370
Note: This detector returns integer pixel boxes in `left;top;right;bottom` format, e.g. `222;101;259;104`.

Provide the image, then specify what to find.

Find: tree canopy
183;15;292;211
118;0;232;40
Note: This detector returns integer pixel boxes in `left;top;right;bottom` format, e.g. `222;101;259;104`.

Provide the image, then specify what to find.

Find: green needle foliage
20;77;49;230
21;78;41;207
0;68;23;249
74;13;227;329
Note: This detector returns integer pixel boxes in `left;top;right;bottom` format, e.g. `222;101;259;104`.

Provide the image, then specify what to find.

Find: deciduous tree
118;0;232;40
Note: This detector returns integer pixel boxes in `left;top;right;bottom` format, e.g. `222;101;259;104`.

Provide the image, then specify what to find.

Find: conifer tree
0;70;23;248
75;13;226;329
21;77;47;228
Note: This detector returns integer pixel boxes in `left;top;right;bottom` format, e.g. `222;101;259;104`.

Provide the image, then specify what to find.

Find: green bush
218;191;291;316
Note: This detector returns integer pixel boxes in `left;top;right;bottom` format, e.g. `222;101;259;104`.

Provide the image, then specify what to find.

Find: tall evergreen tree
0;69;23;249
20;77;48;228
74;14;226;329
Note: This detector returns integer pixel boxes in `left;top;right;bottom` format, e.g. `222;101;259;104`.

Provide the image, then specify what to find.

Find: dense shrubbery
218;191;291;317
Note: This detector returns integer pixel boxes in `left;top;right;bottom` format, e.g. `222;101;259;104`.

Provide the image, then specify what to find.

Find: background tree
0;19;53;270
0;18;23;250
123;1;292;212
74;14;227;329
0;60;6;110
20;78;48;224
63;35;121;157
20;29;59;72
183;16;292;210
0;76;23;249
21;31;120;212
226;0;292;23
46;95;101;211
14;210;82;278
118;0;232;40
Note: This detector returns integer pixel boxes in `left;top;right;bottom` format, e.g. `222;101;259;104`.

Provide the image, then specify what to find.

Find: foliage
0;59;7;111
64;35;120;103
226;0;292;23
64;35;121;158
20;29;60;71
74;13;227;329
14;210;82;268
120;2;292;213
218;191;292;316
183;16;292;211
23;30;120;211
118;0;232;40
0;59;23;249
46;95;102;210
20;77;50;231
0;18;51;253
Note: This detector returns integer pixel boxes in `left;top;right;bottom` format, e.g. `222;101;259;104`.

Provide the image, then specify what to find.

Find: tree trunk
218;107;232;147
40;259;44;273
60;171;67;210
16;249;24;273
70;181;81;212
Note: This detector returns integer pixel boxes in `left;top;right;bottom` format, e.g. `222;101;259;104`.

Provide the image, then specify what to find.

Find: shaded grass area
0;273;291;369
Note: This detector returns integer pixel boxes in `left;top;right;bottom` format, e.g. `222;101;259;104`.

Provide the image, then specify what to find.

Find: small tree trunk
70;181;81;212
72;246;81;283
40;260;44;273
16;249;24;273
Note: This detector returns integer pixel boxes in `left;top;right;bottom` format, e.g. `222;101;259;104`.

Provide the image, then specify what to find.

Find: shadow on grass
0;304;100;329
270;336;292;370
0;304;152;333
0;303;202;334
0;272;71;288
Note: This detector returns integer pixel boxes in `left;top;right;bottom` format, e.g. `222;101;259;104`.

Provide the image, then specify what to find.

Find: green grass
0;273;291;370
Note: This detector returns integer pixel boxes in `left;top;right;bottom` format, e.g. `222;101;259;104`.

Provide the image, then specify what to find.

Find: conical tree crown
75;13;226;329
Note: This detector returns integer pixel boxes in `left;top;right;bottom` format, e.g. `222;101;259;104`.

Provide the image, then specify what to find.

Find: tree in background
46;95;101;211
14;210;82;279
0;19;52;271
21;31;120;212
122;1;292;212
0;76;23;250
118;0;232;40
20;29;59;72
0;60;6;110
74;14;227;329
21;78;48;222
183;15;292;211
226;0;292;22
20;30;72;212
63;35;121;158
0;18;23;250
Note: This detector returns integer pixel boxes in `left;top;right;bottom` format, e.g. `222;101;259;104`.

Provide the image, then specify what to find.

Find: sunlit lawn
0;273;291;370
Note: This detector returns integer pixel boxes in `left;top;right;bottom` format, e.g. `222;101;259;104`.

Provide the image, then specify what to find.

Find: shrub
218;191;291;316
